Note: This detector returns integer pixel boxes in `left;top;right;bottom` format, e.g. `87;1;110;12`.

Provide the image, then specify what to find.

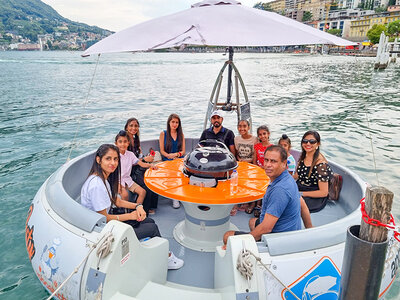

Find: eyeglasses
302;139;318;145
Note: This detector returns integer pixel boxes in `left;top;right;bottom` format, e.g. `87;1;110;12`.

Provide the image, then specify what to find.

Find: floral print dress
296;161;332;213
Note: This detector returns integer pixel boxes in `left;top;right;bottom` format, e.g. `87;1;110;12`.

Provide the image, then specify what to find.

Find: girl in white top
81;144;151;235
81;144;183;269
234;120;258;163
231;120;258;216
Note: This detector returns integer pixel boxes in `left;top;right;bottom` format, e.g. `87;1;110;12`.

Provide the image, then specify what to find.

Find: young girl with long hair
235;120;257;163
124;118;153;163
294;131;332;213
253;125;273;167
80;144;183;269
246;125;274;217
230;120;258;215
124;118;158;214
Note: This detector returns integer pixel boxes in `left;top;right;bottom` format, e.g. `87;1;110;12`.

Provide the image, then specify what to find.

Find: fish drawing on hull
39;237;61;281
302;276;339;300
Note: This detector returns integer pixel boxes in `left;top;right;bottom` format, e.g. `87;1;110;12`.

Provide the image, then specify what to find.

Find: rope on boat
360;197;400;242
66;53;101;163
46;231;114;300
96;231;115;268
236;242;253;289
365;112;380;186
237;248;301;300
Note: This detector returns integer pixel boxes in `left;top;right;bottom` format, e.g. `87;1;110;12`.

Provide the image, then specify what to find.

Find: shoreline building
268;0;286;14
285;0;340;22
316;9;375;37
285;0;299;20
266;0;400;43
336;0;361;9
348;10;400;41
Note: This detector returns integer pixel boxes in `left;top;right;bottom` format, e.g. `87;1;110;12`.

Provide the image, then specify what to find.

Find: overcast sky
41;0;261;31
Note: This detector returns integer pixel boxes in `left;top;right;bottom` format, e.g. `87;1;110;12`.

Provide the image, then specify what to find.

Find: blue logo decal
283;257;341;300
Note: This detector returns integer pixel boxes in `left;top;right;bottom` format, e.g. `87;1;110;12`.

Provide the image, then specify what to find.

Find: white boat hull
26;138;399;299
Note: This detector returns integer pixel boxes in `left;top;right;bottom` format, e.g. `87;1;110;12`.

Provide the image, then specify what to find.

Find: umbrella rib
149;25;206;50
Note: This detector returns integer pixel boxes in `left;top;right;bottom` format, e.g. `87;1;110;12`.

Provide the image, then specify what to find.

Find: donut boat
26;137;398;299
26;1;399;298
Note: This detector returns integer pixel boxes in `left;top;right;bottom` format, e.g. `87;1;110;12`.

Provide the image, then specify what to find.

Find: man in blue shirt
199;110;236;155
223;145;311;246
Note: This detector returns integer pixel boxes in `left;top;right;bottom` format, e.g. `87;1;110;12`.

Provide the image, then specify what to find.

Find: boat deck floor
151;196;348;289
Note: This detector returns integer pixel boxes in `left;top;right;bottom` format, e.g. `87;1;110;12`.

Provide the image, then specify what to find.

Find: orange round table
145;159;269;252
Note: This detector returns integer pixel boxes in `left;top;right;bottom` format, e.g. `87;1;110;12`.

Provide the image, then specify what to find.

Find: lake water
0;51;399;299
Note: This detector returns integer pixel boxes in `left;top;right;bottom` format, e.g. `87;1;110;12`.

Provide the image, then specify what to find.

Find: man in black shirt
199;110;236;155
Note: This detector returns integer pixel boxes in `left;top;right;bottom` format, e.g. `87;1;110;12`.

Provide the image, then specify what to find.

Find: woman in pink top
115;130;156;214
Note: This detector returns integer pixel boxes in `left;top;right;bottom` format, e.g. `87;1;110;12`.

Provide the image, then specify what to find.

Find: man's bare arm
249;213;278;241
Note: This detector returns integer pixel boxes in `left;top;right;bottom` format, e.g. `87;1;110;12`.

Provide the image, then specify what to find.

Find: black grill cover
183;142;237;179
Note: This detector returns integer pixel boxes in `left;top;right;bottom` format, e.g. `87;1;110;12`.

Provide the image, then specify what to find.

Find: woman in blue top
159;113;185;208
159;113;185;161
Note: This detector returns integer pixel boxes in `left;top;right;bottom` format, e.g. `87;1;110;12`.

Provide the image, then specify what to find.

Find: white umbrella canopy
83;0;356;56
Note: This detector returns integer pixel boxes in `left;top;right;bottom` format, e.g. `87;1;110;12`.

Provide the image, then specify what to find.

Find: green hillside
0;0;111;42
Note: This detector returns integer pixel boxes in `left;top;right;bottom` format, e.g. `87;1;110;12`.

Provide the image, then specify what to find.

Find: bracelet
116;215;120;221
178;152;182;157
136;204;143;209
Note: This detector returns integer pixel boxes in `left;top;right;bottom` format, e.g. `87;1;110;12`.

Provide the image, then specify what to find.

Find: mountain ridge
0;0;112;44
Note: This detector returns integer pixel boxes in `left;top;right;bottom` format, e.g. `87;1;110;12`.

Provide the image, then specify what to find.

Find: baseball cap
210;110;223;118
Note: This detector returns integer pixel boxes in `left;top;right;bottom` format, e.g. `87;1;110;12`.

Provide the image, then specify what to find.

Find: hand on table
144;155;154;163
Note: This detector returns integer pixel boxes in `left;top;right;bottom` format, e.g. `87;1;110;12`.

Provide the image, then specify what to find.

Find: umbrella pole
226;46;234;108
203;50;253;131
203;62;229;130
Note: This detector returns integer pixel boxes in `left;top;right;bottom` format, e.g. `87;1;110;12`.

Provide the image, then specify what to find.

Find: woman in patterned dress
294;131;332;213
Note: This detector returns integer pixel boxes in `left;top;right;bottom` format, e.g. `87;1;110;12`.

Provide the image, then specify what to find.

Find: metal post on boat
339;186;394;300
226;46;234;109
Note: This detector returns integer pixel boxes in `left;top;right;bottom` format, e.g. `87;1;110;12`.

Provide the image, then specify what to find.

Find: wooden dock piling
360;186;394;243
339;186;394;300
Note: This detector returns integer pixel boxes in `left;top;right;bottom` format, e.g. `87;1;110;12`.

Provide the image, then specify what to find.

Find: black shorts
234;218;260;236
